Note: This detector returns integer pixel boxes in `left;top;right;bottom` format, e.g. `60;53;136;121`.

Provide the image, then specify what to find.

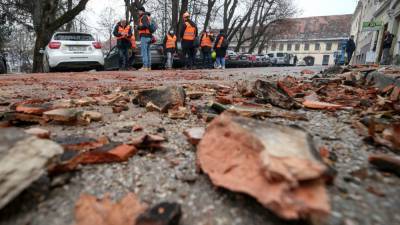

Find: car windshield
267;54;274;57
54;33;94;41
276;53;284;57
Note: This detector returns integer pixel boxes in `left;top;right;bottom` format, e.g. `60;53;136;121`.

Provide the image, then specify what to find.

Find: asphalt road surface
0;66;398;225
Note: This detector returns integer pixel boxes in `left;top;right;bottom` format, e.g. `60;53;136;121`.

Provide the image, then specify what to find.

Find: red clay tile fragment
303;100;343;110
74;193;147;225
131;134;166;149
197;113;330;220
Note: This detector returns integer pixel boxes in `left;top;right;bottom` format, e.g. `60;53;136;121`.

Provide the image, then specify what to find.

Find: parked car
104;43;165;70
255;54;272;67
267;53;277;65
0;54;7;74
297;59;307;66
42;32;104;72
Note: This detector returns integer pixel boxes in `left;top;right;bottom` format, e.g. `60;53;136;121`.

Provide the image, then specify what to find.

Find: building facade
266;15;352;66
352;0;400;65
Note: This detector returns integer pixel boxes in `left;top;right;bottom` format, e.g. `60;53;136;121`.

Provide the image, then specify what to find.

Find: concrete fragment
0;128;63;209
197;114;330;220
183;127;205;145
44;108;78;122
133;86;186;113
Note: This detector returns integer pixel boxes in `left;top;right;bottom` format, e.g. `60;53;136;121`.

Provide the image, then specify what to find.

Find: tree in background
0;0;90;72
98;6;118;52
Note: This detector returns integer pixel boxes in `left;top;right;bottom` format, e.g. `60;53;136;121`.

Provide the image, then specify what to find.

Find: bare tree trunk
203;0;216;30
171;0;179;33
65;0;73;31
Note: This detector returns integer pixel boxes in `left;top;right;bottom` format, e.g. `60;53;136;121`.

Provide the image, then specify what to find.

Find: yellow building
267;15;352;66
352;0;400;64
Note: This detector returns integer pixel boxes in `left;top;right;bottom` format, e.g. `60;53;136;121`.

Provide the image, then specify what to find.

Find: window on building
295;43;300;51
304;43;310;51
242;47;246;53
287;43;292;51
315;43;320;51
279;43;284;51
326;42;332;51
271;43;276;51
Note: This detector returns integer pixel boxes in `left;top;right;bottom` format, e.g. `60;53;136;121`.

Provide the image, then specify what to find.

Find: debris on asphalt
253;80;298;109
131;134;166;149
183;127;205;145
133;86;186;113
168;107;190;119
25;127;51;139
136;202;182;225
74;193;147;225
0;128;63;209
49;143;137;175
369;154;400;176
197;113;331;220
55;136;110;151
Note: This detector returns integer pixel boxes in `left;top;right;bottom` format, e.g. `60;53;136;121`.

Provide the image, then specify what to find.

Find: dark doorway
304;56;315;66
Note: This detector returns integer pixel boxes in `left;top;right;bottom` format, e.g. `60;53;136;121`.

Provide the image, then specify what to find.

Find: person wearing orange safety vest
180;12;198;69
113;19;133;70
214;29;228;70
137;6;152;71
200;29;214;69
163;30;177;69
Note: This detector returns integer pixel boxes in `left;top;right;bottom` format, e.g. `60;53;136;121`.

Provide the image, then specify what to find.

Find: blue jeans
141;36;152;68
216;57;225;68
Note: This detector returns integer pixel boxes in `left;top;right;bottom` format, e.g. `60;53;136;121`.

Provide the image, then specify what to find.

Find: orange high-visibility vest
139;16;151;35
166;35;177;49
201;34;212;47
216;36;224;48
183;22;196;41
117;25;131;40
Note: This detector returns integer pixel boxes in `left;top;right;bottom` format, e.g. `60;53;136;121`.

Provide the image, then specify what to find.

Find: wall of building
352;0;400;65
267;40;343;65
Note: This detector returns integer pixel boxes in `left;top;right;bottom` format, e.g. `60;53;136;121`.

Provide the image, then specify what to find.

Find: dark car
104;43;165;70
0;55;7;74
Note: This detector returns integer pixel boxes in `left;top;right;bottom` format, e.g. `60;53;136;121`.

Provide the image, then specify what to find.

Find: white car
43;32;104;72
227;50;238;57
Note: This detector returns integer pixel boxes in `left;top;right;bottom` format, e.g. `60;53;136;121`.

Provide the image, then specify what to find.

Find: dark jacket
346;39;356;52
137;12;152;38
214;34;227;57
383;33;394;49
113;23;133;49
163;34;177;53
180;19;198;44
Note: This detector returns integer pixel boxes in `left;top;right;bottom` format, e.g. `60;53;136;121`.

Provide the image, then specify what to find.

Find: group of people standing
114;8;228;71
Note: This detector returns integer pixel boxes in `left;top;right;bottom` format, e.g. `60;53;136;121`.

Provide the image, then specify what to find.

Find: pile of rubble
0;65;399;224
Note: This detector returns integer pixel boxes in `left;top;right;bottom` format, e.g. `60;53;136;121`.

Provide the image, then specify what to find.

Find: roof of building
272;14;352;41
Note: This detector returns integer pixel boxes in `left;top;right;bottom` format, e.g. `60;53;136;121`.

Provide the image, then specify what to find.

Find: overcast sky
85;0;359;39
296;0;358;17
